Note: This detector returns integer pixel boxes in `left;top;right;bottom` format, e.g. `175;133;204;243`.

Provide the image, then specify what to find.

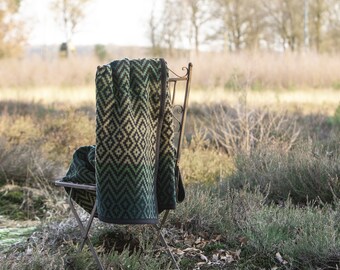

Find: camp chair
55;61;192;270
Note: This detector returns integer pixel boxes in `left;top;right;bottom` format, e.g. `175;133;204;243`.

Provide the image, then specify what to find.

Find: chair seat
55;180;96;191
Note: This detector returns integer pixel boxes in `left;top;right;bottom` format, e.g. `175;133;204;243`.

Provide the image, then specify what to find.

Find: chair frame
55;62;193;270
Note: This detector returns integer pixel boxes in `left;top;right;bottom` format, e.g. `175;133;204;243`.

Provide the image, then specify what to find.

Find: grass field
0;53;339;269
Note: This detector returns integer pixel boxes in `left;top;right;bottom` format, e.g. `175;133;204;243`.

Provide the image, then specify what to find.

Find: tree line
2;0;340;58
149;0;340;54
0;0;90;58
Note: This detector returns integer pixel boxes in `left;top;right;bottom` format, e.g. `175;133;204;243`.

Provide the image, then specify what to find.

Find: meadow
0;51;339;269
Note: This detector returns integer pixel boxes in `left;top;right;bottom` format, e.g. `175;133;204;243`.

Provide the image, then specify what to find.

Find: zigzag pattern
96;58;176;223
61;59;176;224
62;146;97;214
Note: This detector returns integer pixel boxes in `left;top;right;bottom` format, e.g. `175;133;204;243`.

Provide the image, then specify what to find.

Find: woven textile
62;58;177;224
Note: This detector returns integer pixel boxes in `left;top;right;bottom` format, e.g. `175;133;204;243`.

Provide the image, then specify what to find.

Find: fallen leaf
212;253;219;262
173;248;185;256
221;254;234;263
183;247;200;253
26;247;33;256
214;235;222;241
230;249;241;260
195;237;202;245
275;252;288;265
239;236;248;246
199;254;208;262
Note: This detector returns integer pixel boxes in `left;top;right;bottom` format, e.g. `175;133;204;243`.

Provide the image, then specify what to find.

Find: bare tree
164;0;186;56
309;0;327;52
262;0;304;51
51;0;92;56
148;0;185;56
0;0;27;58
213;0;264;51
148;6;163;55
184;0;212;54
323;0;340;52
146;0;340;53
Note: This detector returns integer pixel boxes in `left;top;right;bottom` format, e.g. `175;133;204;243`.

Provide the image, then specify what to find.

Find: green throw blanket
62;58;177;224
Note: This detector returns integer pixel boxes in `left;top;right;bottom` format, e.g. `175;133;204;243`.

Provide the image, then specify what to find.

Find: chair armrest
54;179;96;191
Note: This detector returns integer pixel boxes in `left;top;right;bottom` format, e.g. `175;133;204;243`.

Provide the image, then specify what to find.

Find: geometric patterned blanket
62;58;177;224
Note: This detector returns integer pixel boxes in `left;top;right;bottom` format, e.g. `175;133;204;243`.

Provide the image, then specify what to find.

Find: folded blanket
62;58;177;224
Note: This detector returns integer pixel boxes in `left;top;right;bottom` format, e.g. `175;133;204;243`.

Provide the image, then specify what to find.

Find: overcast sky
20;0;160;46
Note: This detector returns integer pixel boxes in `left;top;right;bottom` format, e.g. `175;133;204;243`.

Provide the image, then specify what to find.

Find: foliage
2;52;340;91
228;142;340;204
0;0;26;58
149;0;340;53
330;103;340;126
94;44;108;61
204;104;300;156
0;139;58;188
50;0;92;55
2;186;339;269
0;186;45;220
0;92;339;269
180;130;234;184
241;200;340;269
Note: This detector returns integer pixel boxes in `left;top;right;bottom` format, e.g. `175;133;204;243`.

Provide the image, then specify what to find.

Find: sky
20;0;160;46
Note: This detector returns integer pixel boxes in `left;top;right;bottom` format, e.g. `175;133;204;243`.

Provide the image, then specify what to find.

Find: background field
0;51;340;269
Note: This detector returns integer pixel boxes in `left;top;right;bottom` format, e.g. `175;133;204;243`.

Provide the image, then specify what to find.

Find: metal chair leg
68;190;104;270
152;210;180;270
153;210;170;249
79;200;98;251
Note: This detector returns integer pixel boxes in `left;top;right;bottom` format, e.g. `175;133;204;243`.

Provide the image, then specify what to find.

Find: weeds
2;51;340;90
0;91;339;269
180;129;234;184
330;103;340;127
205;105;300;155
0;140;58;187
241;200;340;269
228;142;340;204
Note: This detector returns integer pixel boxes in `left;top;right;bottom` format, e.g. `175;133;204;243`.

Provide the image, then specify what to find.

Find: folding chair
55;61;192;270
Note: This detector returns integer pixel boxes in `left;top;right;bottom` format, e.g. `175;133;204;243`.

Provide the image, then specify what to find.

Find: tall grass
2;186;339;269
228;142;340;204
0;63;339;268
1;51;340;90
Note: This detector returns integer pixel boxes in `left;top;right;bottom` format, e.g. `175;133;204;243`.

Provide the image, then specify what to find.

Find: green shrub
331;103;340;126
41;111;95;164
94;44;108;61
0;187;45;220
228;142;340;204
242;200;340;269
0;139;58;187
202;105;300;156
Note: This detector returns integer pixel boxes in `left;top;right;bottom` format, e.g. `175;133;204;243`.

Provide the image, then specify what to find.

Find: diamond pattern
62;58;177;224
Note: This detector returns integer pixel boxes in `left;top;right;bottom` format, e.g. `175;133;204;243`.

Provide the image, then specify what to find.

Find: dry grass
0;87;339;116
1;50;339;115
1;51;340;91
0;86;95;105
190;51;340;90
1;50;340;269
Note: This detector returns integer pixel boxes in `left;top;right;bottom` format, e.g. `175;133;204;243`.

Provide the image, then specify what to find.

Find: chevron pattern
62;146;97;214
61;58;176;224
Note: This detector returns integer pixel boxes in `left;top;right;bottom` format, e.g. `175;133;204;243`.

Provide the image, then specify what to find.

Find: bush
94;44;108;61
330;103;340;127
241;200;340;269
0;139;58;187
228;142;340;204
201;104;300;156
180;130;234;185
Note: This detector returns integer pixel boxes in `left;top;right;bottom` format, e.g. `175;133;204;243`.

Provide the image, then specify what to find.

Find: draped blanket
62;58;177;224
